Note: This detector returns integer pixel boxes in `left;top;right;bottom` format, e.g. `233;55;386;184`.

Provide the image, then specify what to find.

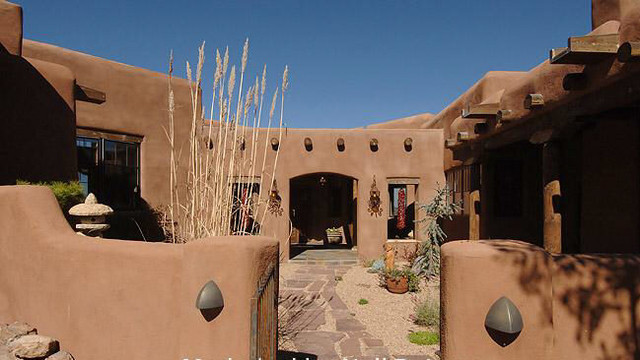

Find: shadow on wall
486;241;640;360
0;44;76;185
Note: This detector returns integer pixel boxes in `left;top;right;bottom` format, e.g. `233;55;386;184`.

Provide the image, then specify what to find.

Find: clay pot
386;276;409;294
327;234;342;244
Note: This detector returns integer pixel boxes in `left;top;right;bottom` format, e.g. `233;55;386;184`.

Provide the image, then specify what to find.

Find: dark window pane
76;137;99;196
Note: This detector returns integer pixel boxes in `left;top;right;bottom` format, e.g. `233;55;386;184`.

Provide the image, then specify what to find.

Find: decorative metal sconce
367;176;383;217
196;280;224;322
271;137;279;151
404;138;413;152
484;296;523;347
337;138;345;152
268;180;283;216
304;137;313;151
370;138;379;152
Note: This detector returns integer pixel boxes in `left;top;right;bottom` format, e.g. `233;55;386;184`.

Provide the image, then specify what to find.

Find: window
76;129;141;210
445;164;480;214
231;182;260;235
387;183;417;240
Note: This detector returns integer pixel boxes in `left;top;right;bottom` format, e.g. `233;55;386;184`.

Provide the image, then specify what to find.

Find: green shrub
17;180;85;211
408;331;439;345
413;296;440;327
358;298;368;305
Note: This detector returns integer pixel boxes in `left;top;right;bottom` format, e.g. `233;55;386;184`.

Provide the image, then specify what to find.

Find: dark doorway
289;173;357;258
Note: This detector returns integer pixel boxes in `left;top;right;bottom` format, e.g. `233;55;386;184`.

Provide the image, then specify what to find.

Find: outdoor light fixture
484;296;523;347
270;137;279;150
196;280;224;322
337;138;345;152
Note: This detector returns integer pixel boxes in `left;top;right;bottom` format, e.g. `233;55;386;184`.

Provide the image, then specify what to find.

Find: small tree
412;184;460;278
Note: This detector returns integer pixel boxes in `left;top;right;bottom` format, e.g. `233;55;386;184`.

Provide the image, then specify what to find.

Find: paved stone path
279;263;433;360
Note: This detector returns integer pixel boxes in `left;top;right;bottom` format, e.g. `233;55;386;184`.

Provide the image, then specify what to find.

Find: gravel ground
336;265;440;357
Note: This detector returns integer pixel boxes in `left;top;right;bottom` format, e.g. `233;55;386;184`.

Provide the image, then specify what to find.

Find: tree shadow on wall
491;242;640;360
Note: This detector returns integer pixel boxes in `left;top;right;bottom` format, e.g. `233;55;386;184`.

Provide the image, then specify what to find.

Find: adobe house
0;1;444;262
422;0;640;257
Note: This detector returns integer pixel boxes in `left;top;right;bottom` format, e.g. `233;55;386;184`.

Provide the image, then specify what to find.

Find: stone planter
386;276;409;294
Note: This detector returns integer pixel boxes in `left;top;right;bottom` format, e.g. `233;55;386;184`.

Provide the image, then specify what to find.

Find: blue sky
21;1;590;128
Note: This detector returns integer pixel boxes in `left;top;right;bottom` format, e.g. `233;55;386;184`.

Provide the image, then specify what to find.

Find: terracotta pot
386;276;409;294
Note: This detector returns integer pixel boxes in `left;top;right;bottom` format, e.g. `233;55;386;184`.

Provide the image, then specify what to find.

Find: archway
289;173;357;259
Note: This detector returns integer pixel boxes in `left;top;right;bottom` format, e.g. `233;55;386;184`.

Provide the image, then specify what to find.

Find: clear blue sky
21;1;590;128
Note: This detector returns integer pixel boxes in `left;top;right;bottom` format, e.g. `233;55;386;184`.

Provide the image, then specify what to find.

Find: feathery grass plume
223;47;229;78
228;65;236;99
282;65;289;92
214;49;222;88
270;87;278;120
253;76;259;108
162;40;288;241
261;65;267;96
241;38;249;72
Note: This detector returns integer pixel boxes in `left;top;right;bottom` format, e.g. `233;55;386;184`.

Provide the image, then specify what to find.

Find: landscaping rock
8;335;59;359
0;345;17;360
0;323;37;345
46;350;75;360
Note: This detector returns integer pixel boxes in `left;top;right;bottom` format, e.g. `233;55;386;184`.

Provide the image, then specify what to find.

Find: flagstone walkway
279;262;434;360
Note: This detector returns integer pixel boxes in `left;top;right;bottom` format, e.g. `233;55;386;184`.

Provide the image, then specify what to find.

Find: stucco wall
223;127;445;260
22;40;197;209
0;48;77;185
441;240;640;360
0;1;22;56
0;186;279;360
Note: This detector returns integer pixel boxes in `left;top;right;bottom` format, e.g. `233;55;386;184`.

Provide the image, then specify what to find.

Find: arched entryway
289;173;357;259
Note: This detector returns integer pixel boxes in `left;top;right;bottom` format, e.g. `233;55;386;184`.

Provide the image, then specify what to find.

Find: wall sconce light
271;137;279;151
337;138;345;152
196;280;224;322
484;296;523;347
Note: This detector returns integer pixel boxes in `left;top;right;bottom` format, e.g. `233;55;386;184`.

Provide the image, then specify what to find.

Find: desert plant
17;180;85;211
162;40;290;242
412;296;440;327
408;331;439;345
412;183;460;278
326;227;342;235
358;298;368;305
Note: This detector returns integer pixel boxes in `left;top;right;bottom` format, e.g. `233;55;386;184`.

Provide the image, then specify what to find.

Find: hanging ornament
368;176;383;217
396;187;406;230
268;180;283;216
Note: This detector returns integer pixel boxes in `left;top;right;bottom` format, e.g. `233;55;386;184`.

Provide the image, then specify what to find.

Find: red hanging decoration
397;187;406;230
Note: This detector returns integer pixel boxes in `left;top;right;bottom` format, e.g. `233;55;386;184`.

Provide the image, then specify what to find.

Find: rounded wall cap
69;193;114;217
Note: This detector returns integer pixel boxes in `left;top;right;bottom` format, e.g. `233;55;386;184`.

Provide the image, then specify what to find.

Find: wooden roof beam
461;102;500;119
75;84;106;104
550;33;619;65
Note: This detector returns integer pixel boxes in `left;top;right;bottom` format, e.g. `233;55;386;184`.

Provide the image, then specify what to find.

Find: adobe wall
0;186;279;360
441;240;640;360
0;1;22;56
0;46;77;184
22;40;197;209
227;127;445;260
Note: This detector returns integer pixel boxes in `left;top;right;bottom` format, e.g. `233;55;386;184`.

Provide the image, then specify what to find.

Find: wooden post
469;189;480;240
543;142;562;253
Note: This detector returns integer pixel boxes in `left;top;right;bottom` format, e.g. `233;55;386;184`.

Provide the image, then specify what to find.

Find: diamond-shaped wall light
196;280;224;321
484;296;523;347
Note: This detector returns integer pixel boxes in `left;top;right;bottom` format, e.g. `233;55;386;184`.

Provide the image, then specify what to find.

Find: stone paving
279;262;434;360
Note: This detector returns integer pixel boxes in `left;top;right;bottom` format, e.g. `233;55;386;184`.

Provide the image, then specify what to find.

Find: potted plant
326;227;343;244
383;267;411;294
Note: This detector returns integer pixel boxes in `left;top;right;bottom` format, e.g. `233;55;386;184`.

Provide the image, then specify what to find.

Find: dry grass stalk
163;40;289;242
